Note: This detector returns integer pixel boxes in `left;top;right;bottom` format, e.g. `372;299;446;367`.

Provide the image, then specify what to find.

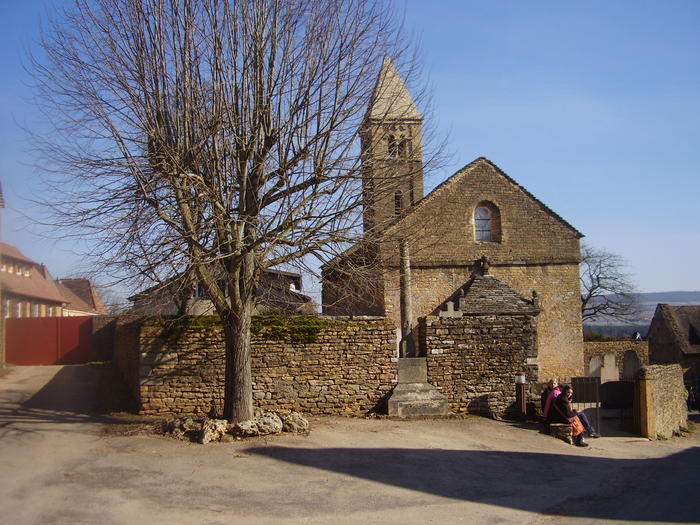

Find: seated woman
541;379;561;420
550;384;589;447
546;381;600;438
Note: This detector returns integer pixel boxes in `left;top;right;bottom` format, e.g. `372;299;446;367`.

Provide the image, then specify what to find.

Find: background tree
31;0;428;422
580;243;639;322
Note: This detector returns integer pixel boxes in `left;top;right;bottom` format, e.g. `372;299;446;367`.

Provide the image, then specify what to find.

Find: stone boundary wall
92;315;118;362
421;314;538;417
637;364;687;439
584;341;649;379
113;317;143;402
114;316;398;417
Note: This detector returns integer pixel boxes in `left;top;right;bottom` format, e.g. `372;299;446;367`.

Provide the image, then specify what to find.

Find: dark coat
549;394;574;424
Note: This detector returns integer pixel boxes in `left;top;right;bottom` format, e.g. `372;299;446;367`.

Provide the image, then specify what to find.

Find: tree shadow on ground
246;443;700;522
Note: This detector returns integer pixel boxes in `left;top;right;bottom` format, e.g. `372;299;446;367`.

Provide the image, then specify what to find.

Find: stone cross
439;300;463;318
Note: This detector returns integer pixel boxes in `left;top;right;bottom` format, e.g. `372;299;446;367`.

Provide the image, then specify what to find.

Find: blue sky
1;1;699;295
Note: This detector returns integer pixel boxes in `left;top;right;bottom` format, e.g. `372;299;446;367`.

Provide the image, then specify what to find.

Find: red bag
570;415;585;436
553;401;585;437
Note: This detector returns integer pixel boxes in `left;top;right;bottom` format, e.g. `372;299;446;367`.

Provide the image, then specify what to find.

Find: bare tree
580;244;639;322
30;0;427;422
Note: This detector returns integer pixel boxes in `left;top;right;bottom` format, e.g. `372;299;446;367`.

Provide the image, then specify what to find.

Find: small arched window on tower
397;135;409;158
474;201;501;242
394;190;403;215
387;135;398;158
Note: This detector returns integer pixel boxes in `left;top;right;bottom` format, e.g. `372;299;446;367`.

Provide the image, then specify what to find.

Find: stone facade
376;262;582;381
421;313;538;418
323;61;584;382
584;341;649;382
637;364;687;440
324;159;584;381
114;316;398;417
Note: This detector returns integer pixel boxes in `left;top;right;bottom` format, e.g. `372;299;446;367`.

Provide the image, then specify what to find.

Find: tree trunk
222;299;254;423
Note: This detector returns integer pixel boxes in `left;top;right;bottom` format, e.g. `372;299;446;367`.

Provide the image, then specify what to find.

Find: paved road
1;365;698;524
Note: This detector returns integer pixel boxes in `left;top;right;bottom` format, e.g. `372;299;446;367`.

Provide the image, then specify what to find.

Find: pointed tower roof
365;57;422;122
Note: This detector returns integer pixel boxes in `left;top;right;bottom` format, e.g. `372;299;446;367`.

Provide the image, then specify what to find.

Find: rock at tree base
278;411;309;433
230;419;260;438
188;411;310;441
198;418;230;444
164;417;204;440
257;413;283;435
231;412;282;437
230;411;307;437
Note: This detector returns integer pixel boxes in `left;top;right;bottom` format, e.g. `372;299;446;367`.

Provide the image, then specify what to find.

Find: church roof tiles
457;274;540;316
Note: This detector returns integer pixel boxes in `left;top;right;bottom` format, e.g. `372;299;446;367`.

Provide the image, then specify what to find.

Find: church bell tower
361;58;424;233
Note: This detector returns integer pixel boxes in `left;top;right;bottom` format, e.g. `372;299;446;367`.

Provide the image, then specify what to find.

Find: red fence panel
6;317;59;365
5;316;93;365
58;316;94;364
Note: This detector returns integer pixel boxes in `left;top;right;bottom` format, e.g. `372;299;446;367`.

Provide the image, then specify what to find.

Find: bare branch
580;243;639;323
29;0;433;422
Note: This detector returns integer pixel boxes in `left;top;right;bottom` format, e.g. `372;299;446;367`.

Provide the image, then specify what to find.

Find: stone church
323;58;584;381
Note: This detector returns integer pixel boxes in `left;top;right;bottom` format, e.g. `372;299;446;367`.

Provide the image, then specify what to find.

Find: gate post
515;372;527;419
637;374;653;438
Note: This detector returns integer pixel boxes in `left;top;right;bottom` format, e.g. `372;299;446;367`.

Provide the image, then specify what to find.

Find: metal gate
5;316;94;365
571;376;601;436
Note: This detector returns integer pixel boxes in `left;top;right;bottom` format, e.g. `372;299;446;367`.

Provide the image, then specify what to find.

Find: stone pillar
399;240;413;357
636;364;687;439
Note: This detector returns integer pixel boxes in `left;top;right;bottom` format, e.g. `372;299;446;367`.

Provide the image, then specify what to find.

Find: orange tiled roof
55;278;107;314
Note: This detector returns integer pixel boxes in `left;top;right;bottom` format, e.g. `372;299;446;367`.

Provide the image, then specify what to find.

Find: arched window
474;207;492;241
388;135;411;159
473;201;501;242
387;135;398;158
397;135;411;158
394;190;403;215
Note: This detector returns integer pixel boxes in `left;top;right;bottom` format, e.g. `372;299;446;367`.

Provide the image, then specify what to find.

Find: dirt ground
1;365;698;525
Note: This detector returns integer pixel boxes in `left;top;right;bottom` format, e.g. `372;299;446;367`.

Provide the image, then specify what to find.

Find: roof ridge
383;157;583;238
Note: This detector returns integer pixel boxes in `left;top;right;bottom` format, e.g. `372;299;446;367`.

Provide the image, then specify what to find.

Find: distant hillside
634;291;700;303
584;290;700;338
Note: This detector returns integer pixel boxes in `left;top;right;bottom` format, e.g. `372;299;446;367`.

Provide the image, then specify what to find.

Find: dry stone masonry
584;340;649;381
420;273;540;418
115;316;398;417
422;314;538;418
